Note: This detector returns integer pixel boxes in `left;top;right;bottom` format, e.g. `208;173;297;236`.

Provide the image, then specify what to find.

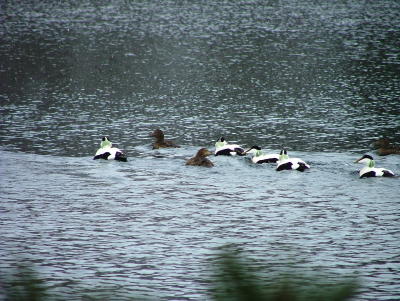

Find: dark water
1;1;400;300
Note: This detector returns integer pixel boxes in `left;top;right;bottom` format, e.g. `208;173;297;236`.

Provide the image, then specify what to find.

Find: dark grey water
1;1;400;300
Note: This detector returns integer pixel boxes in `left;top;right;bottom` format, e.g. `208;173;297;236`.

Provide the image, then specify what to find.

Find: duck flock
94;129;397;179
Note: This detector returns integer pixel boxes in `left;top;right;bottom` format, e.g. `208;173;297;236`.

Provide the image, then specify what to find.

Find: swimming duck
355;154;395;178
150;129;180;149
371;138;400;156
186;148;214;167
214;137;245;156
93;136;127;162
276;149;310;172
244;145;279;164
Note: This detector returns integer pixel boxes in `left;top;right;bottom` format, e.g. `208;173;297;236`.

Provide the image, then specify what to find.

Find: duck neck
279;154;289;161
101;139;112;148
255;149;262;157
215;141;226;148
368;160;375;168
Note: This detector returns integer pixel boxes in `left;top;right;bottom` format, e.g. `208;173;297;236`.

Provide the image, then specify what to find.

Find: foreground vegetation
211;246;358;301
1;247;358;301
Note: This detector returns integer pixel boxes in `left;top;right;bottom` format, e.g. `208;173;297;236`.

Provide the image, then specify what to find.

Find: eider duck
276;149;310;172
244;145;279;164
355;154;395;178
186;148;214;167
150;129;180;149
372;138;400;156
214;137;245;156
93;136;127;162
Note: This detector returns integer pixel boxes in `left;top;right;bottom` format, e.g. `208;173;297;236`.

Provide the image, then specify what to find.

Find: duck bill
243;148;252;154
354;158;361;163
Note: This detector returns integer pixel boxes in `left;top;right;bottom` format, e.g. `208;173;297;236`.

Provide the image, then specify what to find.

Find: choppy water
1;1;400;300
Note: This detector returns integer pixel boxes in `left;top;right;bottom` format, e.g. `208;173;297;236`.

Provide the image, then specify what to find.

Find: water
1;1;400;300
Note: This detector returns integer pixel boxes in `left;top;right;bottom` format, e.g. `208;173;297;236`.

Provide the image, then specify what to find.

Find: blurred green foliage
1;264;49;301
1;247;359;301
211;246;358;301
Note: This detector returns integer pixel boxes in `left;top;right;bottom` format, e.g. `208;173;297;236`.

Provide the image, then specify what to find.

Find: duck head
100;136;112;148
244;145;262;156
150;129;165;141
355;154;375;168
196;148;213;158
279;149;289;161
215;137;228;148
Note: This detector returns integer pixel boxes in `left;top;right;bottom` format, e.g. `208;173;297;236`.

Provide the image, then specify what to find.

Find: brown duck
150;129;180;149
186;148;214;167
372;138;400;156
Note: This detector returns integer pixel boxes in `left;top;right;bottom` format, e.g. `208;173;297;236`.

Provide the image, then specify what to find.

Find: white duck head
100;136;113;149
355;154;375;168
244;145;263;156
215;137;228;148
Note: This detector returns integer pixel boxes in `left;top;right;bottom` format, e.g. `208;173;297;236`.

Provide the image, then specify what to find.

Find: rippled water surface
1;1;400;300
